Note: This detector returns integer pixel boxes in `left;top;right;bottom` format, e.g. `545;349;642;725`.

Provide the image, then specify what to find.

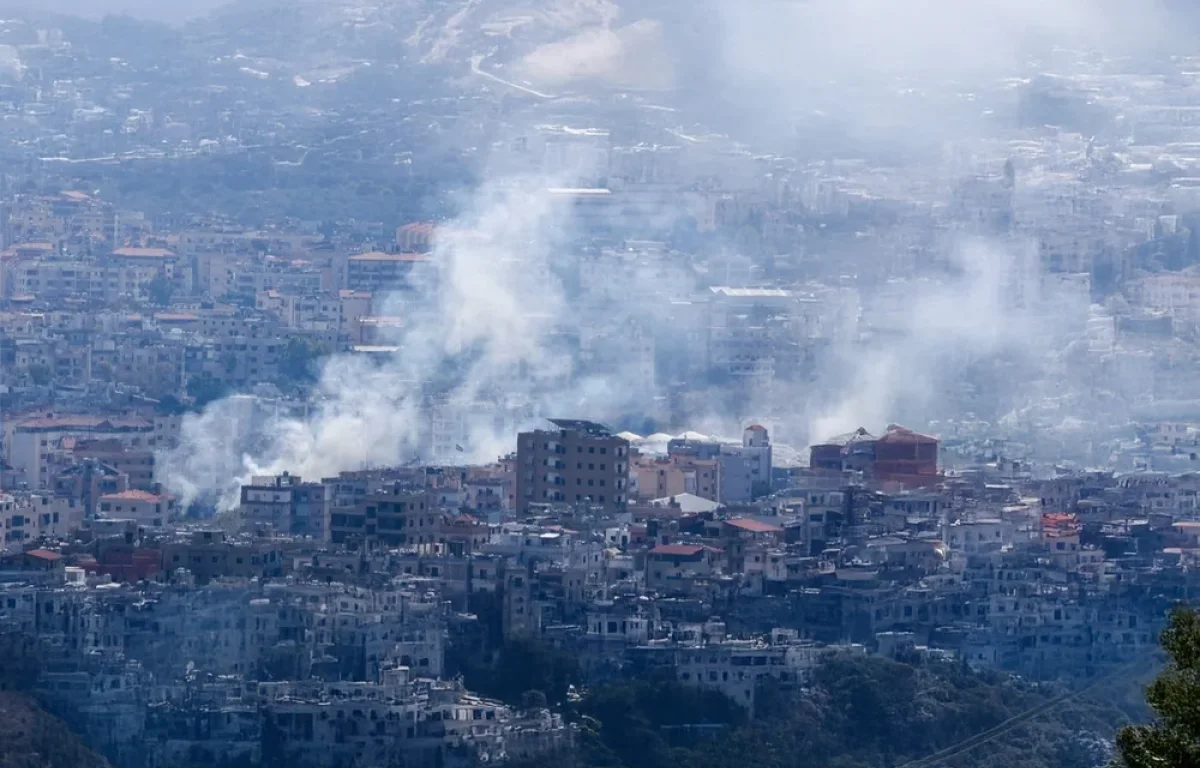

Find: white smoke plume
161;172;586;510
809;238;1033;439
800;232;1106;453
156;0;1180;506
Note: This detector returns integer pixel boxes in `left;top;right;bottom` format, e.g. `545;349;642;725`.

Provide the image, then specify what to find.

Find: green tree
145;274;174;306
27;363;51;387
460;638;581;708
186;376;228;409
155;394;186;416
279;337;329;384
1116;606;1200;767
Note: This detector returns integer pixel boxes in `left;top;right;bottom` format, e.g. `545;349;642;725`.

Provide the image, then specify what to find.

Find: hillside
0;693;110;768
499;651;1150;768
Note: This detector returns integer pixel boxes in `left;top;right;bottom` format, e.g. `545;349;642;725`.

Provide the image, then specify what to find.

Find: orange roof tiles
99;489;172;503
649;543;708;557
724;518;782;534
15;414;152;431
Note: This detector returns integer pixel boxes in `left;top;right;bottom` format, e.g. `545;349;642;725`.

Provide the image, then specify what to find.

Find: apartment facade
515;419;630;516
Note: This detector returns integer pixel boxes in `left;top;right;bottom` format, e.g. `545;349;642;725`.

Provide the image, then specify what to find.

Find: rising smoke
161;170;667;510
159;0;1181;508
12;0;231;22
804;236;1096;443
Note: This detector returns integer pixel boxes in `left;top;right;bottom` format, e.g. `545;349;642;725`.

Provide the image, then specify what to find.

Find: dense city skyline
3;2;1200;768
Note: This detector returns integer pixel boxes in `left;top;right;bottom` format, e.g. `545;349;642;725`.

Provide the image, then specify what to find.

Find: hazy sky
8;0;230;22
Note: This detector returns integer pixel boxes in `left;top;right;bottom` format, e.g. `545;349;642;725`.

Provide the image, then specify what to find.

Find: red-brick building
810;424;939;488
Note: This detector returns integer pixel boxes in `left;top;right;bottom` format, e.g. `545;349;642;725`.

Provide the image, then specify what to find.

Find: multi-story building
161;530;284;583
9;247;190;303
0;493;83;552
344;251;431;293
327;483;436;548
396;222;435;252
670;630;847;714
69;439;155;490
515;419;630;515
4;413;158;490
810;424;939;488
97;489;178;529
239;473;328;537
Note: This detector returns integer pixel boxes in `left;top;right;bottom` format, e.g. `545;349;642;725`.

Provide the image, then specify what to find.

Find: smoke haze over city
147;0;1200;509
7;2;1200;768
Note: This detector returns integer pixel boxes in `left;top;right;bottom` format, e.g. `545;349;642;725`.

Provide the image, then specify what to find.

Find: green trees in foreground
501;648;1128;768
1116;606;1200;768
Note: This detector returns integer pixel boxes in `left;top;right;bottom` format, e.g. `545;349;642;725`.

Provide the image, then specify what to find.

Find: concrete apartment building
97;489;178;529
1;493;83;552
515;419;630;515
66;438;155;490
327;482;436;548
4;413;158;489
239;472;328;537
632;454;721;503
344;251;431;293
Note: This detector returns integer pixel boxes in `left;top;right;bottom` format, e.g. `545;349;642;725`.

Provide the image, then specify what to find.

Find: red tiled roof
724;518;782;534
15;414;152;431
25;549;62;561
878;425;937;444
100;489;172;503
649;543;707;557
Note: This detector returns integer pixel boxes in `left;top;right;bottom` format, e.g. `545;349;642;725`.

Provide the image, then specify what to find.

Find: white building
4;413;156;489
1;492;83;552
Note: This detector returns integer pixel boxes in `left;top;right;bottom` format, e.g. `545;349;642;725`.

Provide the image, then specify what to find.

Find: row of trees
1116;607;1200;767
468;606;1200;768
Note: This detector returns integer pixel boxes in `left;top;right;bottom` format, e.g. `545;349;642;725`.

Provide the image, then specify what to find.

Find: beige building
344;251;431;293
1;493;84;553
396;222;435;252
632;454;720;502
1131;269;1200;330
97;489;178;529
4;413;157;490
